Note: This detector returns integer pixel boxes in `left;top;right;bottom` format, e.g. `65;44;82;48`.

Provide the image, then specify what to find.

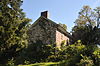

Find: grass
18;62;59;66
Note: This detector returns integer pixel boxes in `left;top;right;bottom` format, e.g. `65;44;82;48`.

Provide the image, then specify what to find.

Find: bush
15;40;57;64
16;40;100;66
77;55;94;66
59;40;100;66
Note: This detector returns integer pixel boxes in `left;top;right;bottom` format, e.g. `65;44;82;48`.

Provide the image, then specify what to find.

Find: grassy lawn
18;62;59;66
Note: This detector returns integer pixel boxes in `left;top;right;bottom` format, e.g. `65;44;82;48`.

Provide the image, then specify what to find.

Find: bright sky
21;0;100;32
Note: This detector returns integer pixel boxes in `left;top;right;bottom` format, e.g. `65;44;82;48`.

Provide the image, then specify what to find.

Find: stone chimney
41;11;49;18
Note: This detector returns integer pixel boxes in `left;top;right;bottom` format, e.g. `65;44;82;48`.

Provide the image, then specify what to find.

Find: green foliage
75;6;96;27
93;48;100;58
6;58;15;66
15;40;57;64
73;25;100;45
77;55;94;66
92;48;100;65
17;40;100;66
0;0;31;65
70;6;100;66
72;5;100;45
59;40;100;66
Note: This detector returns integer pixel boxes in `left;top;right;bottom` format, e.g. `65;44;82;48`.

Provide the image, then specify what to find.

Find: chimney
41;11;49;18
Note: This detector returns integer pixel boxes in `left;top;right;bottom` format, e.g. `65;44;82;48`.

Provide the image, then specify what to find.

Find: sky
21;0;100;32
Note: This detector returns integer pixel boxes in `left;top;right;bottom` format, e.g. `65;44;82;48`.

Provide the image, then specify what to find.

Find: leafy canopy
0;0;31;64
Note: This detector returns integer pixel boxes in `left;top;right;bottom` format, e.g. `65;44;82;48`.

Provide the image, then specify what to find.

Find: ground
18;62;59;66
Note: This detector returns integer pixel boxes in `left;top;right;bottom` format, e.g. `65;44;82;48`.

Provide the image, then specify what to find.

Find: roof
31;16;72;39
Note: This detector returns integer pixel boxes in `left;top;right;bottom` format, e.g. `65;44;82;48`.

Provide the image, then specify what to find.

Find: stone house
28;11;72;48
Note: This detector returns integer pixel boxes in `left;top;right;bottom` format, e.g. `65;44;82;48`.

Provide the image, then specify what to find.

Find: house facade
28;11;72;48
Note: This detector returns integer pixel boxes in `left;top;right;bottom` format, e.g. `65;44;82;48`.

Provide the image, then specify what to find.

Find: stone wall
56;30;69;48
28;18;57;45
28;17;70;48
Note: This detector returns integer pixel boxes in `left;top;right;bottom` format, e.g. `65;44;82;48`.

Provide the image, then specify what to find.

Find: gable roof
31;16;72;39
31;16;56;27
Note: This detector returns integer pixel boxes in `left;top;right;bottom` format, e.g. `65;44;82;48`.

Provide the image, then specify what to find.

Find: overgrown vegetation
0;0;100;66
17;40;100;66
0;0;31;65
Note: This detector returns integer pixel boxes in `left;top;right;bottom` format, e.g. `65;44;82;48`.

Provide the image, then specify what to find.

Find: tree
94;7;100;27
72;6;100;45
0;0;31;64
74;6;96;27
